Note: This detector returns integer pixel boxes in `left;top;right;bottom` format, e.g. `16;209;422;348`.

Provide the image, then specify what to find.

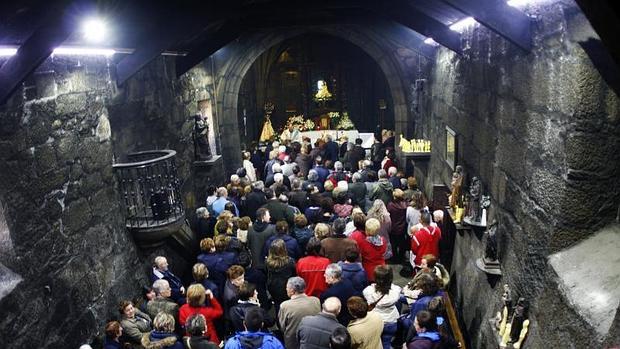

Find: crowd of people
98;132;460;349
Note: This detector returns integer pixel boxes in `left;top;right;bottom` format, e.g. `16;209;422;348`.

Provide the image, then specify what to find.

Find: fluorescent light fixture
82;18;107;43
424;37;439;46
0;47;18;56
449;17;477;32
53;47;115;56
507;0;548;7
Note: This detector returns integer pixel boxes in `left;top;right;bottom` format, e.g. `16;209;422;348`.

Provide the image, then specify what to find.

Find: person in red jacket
410;211;441;267
296;237;330;297
357;218;387;282
179;284;223;344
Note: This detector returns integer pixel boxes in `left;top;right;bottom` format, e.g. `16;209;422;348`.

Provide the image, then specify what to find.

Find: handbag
368;293;386;311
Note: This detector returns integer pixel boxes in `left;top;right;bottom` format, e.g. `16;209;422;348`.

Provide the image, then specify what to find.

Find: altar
299;130;375;149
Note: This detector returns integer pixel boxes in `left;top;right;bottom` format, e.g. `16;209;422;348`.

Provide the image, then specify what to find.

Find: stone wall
0;55;147;348
424;1;620;348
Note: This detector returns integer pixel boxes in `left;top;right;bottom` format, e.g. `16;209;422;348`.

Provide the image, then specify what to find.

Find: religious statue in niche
465;176;482;222
449;165;464;208
314;80;333;102
260;102;276;142
475;222;501;275
193;114;212;161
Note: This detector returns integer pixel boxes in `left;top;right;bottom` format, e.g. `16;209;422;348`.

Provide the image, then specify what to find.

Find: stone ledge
548;224;620;339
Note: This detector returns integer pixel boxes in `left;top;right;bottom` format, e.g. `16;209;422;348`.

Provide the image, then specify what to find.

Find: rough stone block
548;224;620;340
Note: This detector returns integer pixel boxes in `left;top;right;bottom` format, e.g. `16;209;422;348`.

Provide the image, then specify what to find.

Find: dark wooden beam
115;1;244;86
0;4;74;105
441;0;532;52
175;22;244;77
573;0;620;95
370;0;462;55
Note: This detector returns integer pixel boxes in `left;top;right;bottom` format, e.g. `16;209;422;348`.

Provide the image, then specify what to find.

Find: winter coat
103;338;122;349
230;301;276;333
337;261;368;293
197;251;236;291
146;297;179;320
362;283;402;323
347;312;384;349
121;309;152;344
319;278;360;325
288;190;309;212
142;332;183;349
150;268;185;303
370;179;393;206
179;297;223;344
292;226;314;252
247;221;276;269
347;182;367;209
406;332;441;349
261;200;295;226
183;336;219;349
389;176;402;190
296;255;330;297
263;234;301;261
279;294;321;349
245;190;267;221
266;257;297;307
297;312;346;349
224;331;284;349
312;165;330;184
387;201;408;236
324;141;339;163
320;236;359;263
356;235;387;282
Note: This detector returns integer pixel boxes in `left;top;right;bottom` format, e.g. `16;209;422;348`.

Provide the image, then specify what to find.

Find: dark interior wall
0;56;147;348
237;34;395;141
107;56;226;209
423;1;620;348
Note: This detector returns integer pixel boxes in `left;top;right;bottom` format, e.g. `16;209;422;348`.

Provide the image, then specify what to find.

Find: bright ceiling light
0;47;18;56
53;47;115;56
424;37;439;46
449;17;477;32
82;18;107;43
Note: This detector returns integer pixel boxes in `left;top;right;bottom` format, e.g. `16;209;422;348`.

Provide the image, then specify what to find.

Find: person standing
346;296;384;349
278;277;321;349
297;297;346;348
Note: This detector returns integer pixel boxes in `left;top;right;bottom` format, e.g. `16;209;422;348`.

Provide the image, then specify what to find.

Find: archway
212;25;410;174
237;33;397;143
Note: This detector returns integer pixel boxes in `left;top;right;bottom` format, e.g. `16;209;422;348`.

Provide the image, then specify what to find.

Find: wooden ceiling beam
0;2;74;105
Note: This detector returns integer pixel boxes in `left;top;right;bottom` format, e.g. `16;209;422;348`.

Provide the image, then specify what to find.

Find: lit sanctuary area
0;1;619;349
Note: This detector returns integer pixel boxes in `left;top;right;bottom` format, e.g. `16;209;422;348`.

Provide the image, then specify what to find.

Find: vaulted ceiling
0;0;618;104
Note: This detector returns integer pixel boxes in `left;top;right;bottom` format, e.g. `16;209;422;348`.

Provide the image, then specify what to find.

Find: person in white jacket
242;151;257;182
362;265;402;349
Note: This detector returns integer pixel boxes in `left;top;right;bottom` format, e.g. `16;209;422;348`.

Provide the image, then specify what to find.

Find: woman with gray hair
182;314;219;349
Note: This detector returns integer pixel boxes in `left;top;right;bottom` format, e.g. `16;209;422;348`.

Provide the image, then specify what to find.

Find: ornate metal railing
112;150;184;237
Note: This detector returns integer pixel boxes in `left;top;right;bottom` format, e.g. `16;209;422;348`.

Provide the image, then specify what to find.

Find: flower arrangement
304;119;315;131
336;112;355;130
328;112;340;119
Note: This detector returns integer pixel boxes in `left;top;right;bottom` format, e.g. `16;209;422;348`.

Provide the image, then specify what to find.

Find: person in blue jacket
224;307;284;349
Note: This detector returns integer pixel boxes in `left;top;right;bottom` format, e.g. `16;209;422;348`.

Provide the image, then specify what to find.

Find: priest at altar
280;124;301;143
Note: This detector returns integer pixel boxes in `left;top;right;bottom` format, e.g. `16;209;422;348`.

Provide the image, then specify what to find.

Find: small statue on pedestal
466;176;482;222
496;284;512;335
194;114;212;161
475;222;501;275
500;297;530;349
449;165;464;208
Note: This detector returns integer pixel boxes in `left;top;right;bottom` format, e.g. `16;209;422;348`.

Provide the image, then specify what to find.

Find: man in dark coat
320;264;360;325
261;188;295;225
324;134;340;163
247;208;276;270
348;173;367;210
297;297;346;348
287;178;309;212
312;156;330;184
245;181;267;221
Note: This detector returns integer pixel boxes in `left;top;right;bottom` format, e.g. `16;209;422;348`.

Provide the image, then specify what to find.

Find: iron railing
113;150;184;230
